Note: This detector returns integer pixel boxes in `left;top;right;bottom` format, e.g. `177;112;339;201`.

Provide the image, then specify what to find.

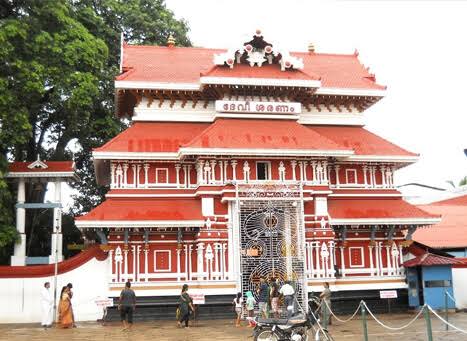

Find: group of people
232;279;333;328
40;281;76;329
233;277;298;327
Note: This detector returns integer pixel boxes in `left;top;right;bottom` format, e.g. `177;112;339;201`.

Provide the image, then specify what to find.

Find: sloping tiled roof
94;122;209;153
181;118;351;152
75;198;203;221
413;194;467;248
403;252;462;267
94;121;420;158
201;63;321;81
309;126;417;156
328;198;440;220
117;45;385;90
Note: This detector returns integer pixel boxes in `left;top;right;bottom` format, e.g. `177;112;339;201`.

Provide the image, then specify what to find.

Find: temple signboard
215;100;301;115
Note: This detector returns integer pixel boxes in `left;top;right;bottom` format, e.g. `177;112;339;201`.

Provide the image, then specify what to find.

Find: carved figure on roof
213;29;304;71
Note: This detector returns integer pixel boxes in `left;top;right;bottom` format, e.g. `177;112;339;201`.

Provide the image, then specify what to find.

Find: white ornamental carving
213;30;304;71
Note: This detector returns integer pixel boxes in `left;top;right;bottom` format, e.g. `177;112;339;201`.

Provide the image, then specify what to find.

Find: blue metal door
407;267;420;307
422;266;455;309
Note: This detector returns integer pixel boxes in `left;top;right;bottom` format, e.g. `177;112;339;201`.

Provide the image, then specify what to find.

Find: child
233;292;243;327
245;291;256;327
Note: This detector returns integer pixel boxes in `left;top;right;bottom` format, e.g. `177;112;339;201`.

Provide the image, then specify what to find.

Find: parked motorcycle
253;297;334;341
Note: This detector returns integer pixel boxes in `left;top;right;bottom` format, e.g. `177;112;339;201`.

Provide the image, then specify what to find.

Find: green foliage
446;176;467;188
0;0;191;263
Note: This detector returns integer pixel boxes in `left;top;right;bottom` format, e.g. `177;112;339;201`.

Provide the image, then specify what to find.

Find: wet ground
1;311;466;341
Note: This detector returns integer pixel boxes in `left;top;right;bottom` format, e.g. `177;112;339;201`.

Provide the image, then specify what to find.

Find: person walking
256;277;269;318
320;282;332;326
119;281;136;331
279;280;295;318
245;291;256;327
233;292;243;327
177;284;194;328
66;283;76;327
40;282;53;329
58;286;73;328
269;278;280;319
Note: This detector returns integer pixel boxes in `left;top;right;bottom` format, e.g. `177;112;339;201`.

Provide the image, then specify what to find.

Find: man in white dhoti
40;282;53;329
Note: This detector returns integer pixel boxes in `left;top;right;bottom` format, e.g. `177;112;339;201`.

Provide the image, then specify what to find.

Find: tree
0;0;191;263
446;176;467;189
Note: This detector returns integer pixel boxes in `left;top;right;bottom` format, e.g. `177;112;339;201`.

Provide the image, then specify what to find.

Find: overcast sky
165;0;467;188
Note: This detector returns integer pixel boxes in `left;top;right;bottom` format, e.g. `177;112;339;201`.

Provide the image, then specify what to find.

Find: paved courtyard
1;312;467;341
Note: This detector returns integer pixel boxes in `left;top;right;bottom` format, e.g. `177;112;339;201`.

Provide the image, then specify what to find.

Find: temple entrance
237;184;307;313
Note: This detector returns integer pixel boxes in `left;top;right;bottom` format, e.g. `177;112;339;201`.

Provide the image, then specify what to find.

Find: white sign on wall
190;293;205;305
379;290;398;299
215;100;301;115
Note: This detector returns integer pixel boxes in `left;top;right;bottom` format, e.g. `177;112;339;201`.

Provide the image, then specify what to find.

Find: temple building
75;30;440;311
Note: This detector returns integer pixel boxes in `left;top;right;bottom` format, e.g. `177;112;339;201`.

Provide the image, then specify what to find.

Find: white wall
0;257;110;323
452;268;467;309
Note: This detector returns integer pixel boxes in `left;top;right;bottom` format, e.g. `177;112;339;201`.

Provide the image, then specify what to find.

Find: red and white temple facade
75;31;440;303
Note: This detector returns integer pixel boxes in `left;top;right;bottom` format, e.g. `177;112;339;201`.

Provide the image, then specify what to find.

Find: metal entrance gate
236;184;307;314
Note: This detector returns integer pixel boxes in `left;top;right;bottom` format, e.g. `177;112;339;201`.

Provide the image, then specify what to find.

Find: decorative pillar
143;163;149;188
210;160;217;183
316;162;324;184
136;164;141;188
299;161;304;181
187;165;192;187
380;165;386;188
363;165;368;188
339;246;346;277
196;160;203;184
290;160;297;180
278;161;285;182
175;164;181;188
11;178;26;266
197;243;205;280
110;163;116;189
177;248;182;281
122;163;129;188
315;242;321;278
231;160;237;181
302;161;308;182
223;160;228;183
218;161;224;184
131;164;137;188
329;242;335;277
183;165;188;188
369;245;375;276
311;161;317;184
243;161;250;183
323;161;328;184
386;244;392;276
335;165;340;187
222;243;227;280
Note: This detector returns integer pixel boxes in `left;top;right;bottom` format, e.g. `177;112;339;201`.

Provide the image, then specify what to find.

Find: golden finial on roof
167;33;176;48
308;42;315;53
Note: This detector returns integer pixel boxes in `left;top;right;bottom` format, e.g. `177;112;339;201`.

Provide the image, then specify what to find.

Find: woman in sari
58;286;74;328
177;284;194;328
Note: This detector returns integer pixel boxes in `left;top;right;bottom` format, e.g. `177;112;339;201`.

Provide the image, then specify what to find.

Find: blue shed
404;252;460;309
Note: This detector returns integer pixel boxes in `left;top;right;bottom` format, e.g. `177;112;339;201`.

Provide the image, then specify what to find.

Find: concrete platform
1;312;467;340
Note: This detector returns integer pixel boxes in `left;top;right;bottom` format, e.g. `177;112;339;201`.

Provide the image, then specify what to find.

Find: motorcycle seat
257;318;307;326
257;318;290;325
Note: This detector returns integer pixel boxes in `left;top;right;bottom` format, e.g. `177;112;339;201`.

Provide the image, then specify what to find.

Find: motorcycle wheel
254;328;280;341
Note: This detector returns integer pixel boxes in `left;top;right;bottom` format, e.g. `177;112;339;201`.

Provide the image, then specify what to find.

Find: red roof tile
118;45;385;90
403;252;462;267
8;161;74;173
329;198;439;220
413;194;467;248
309;126;417;157
202;63;320;81
76;198;203;221
94;122;209;153
182;118;350;151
